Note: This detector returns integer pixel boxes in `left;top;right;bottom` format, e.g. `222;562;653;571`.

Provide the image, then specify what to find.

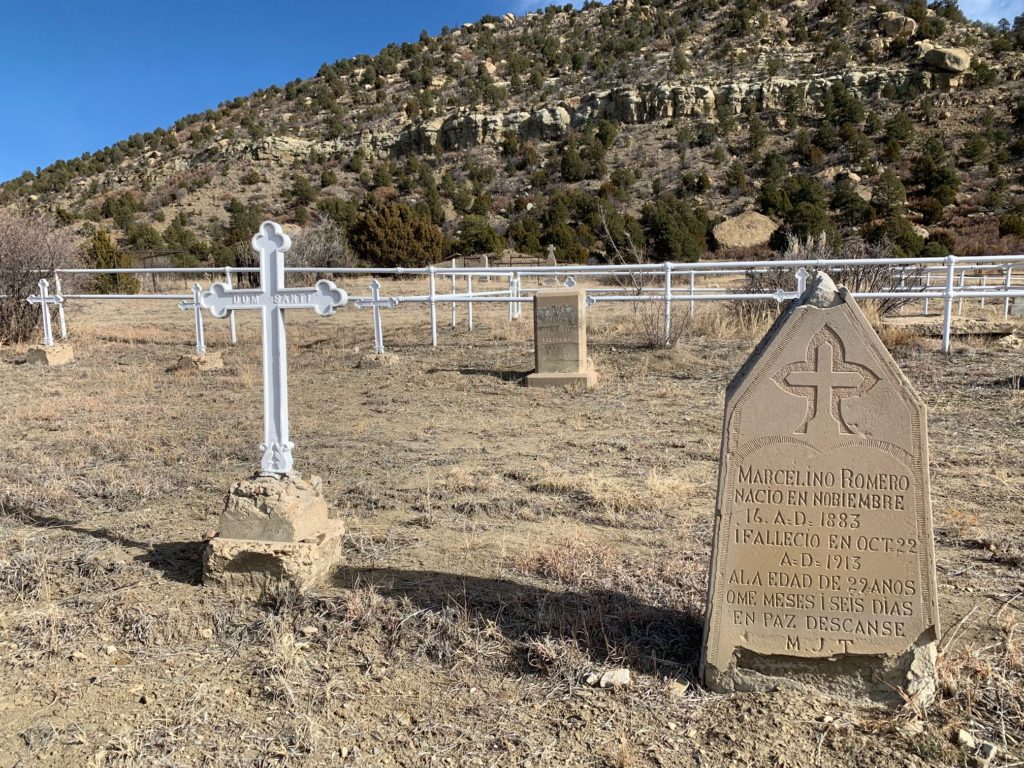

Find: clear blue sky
0;0;1019;183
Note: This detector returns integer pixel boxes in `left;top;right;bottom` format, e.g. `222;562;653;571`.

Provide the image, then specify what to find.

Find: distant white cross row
200;221;348;475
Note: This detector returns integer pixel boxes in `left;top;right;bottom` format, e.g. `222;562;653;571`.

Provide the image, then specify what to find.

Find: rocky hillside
3;0;1024;267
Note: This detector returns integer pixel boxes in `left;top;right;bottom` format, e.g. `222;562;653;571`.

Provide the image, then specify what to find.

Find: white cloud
959;0;1023;23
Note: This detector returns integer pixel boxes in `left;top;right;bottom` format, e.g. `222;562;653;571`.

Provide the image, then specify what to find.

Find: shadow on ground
2;504;204;585
330;564;704;681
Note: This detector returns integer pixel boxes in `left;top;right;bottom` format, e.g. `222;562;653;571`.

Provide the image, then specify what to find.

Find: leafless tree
0;210;80;343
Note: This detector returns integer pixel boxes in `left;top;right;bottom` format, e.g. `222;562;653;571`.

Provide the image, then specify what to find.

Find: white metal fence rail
21;254;1024;356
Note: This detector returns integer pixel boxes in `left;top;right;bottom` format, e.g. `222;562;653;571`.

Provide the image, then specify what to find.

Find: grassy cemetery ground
1;278;1022;767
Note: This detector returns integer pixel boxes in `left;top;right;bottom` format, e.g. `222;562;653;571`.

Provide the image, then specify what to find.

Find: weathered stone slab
526;288;597;389
25;343;74;366
701;272;939;705
1010;297;1024;318
204;474;341;595
217;473;331;543
204;522;344;596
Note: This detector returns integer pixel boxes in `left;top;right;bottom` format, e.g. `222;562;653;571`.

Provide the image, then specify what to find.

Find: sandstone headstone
526;288;597;389
701;272;940;705
25;343;74;367
205;474;344;596
463;253;490;282
712;212;779;250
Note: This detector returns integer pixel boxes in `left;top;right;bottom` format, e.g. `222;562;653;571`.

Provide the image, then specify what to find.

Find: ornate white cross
179;283;207;356
26;279;63;347
355;279;398;354
200;221;348;475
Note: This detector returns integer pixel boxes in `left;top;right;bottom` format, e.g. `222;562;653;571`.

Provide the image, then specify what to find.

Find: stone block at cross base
204;474;343;595
204;521;344;596
25;343;74;366
217;473;331;542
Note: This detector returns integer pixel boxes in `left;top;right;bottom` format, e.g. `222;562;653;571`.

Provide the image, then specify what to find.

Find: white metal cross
200;221;348;475
355;278;398;354
26;279;63;347
179;283;207;356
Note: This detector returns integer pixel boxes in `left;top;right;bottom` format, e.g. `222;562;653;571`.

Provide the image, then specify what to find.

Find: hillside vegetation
3;0;1024;270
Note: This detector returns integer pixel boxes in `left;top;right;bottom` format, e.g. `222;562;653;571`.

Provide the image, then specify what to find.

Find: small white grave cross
26;279;63;347
200;221;348;475
179;283;207;356
355;279;398;354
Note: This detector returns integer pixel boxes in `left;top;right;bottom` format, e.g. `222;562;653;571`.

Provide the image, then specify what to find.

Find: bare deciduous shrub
0;210;80;343
289;216;357;276
731;233;926;332
599;208;687;348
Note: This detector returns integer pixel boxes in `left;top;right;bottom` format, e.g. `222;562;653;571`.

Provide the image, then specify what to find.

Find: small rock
71;651;88;661
104;645;117;656
300;626;319;637
957;729;976;750
975;742;997;767
899;719;924;737
666;680;689;698
584;672;601;686
203;529;217;540
200;628;213;639
599;668;632;689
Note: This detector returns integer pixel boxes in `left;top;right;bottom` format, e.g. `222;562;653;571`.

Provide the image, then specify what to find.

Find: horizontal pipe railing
17;254;1024;357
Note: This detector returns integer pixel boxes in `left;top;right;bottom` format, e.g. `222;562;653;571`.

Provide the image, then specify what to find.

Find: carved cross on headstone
776;330;877;440
179;283;207;356
354;278;398;354
26;279;63;347
200;221;348;475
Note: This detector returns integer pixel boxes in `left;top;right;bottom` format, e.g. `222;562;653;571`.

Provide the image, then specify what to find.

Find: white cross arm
355;296;399;310
200;280;348;318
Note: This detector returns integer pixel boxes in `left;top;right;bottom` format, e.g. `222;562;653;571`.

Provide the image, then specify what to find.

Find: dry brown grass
0;285;1020;767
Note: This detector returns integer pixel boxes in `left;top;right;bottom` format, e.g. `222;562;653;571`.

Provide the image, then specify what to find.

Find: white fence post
942;255;957;355
957;268;966;316
662;262;672;345
467;274;474;332
428;265;438;348
450;258;457;329
52;271;69;340
1004;267;1013;320
923;270;931;316
688;270;696;318
224;267;238;346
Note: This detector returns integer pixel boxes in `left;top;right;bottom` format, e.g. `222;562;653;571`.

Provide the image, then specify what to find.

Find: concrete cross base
203;521;344;596
526;364;597;390
170;351;224;372
25;344;74;366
